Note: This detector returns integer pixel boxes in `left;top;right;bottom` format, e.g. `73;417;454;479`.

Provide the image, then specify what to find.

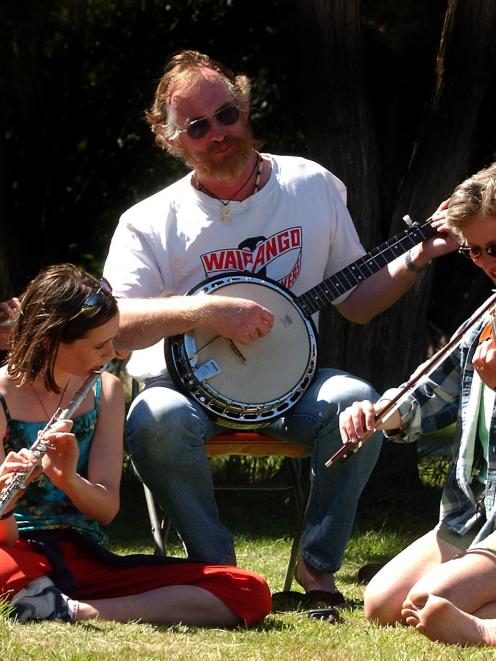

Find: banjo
166;217;437;429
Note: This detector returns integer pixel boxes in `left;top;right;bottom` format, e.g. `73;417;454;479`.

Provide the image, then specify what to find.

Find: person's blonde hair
447;162;496;240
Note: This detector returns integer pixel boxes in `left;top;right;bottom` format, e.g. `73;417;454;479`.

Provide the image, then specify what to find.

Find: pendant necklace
30;380;69;421
196;152;263;225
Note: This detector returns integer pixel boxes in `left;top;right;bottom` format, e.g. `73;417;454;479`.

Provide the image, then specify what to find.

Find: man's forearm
114;296;205;350
336;250;425;324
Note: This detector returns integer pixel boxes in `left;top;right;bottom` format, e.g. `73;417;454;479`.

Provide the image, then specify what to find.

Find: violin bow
325;289;496;469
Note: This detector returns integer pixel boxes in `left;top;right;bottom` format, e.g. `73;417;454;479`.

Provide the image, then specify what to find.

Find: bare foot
296;557;336;593
402;595;496;646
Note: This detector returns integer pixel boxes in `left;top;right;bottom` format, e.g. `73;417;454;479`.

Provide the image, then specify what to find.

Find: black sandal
307;606;343;623
271;589;348;613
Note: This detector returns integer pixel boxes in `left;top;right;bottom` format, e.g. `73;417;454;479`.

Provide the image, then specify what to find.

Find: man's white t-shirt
104;154;366;380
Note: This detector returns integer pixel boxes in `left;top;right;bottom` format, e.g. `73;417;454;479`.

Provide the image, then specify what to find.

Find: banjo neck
296;218;437;317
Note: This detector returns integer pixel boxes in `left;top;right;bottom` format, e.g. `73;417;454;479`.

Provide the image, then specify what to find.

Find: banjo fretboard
296;219;437;317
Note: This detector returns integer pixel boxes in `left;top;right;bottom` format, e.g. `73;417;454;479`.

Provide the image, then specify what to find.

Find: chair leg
143;483;170;555
131;453;170;556
283;459;309;591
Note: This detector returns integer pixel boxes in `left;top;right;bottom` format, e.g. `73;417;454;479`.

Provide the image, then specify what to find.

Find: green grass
1;470;494;660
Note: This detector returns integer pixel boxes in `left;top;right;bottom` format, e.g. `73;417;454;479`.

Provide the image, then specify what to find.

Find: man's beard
184;133;256;181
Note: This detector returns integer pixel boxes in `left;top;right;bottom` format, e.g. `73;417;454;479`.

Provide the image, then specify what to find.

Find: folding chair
130;379;310;591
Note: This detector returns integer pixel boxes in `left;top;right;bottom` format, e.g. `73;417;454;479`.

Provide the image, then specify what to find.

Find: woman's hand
339;400;402;445
0;448;41;514
339;400;378;445
0;448;39;486
40;419;79;491
472;338;496;390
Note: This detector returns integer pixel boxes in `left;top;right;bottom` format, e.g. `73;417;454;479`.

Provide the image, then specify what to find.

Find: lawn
1;462;493;661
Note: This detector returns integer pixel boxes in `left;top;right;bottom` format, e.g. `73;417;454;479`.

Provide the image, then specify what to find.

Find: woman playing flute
339;162;496;646
0;263;270;626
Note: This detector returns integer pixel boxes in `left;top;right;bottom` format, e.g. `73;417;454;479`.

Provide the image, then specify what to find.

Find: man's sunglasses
81;278;113;311
174;104;241;140
458;245;496;260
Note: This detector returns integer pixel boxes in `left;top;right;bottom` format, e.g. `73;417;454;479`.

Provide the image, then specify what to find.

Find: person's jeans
126;368;382;572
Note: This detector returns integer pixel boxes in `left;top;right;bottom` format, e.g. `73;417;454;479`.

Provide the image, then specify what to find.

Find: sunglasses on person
458;244;496;260
174;103;241;140
81;278;113;311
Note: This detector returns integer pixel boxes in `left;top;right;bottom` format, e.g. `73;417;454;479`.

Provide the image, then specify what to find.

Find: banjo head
167;274;318;428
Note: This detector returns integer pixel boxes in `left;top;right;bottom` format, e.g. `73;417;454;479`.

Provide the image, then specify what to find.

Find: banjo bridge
228;340;247;363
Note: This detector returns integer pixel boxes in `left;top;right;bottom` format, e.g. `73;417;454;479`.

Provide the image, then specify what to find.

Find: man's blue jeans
126;368;382;572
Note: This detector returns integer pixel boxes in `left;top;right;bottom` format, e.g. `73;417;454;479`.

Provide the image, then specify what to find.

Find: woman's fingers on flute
339;400;376;444
43;430;77;450
0;449;38;483
3;449;37;469
48;419;74;433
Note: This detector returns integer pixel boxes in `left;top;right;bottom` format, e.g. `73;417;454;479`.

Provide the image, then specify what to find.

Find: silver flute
0;364;108;516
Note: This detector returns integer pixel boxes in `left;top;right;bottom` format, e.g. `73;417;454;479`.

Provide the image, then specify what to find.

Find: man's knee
319;371;379;411
339;377;378;409
126;387;198;462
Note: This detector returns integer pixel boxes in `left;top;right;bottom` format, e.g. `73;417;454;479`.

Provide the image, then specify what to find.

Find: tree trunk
296;0;382;248
298;0;496;387
296;0;496;490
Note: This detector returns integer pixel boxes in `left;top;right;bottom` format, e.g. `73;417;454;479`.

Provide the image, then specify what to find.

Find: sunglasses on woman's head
174;103;241;140
81;278;113;311
458;245;496;260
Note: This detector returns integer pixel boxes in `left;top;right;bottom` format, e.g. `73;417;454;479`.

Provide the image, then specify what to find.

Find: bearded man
103;50;455;610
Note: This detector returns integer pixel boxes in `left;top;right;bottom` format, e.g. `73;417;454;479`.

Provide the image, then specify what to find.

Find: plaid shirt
378;313;496;544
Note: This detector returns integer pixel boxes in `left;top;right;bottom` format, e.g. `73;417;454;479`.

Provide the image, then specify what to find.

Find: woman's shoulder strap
0;392;11;423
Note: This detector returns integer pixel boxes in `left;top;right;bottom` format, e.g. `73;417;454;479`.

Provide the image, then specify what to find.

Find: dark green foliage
0;0;305;293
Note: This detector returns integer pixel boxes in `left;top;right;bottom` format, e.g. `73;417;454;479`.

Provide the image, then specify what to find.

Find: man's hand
414;199;460;264
202;296;274;345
